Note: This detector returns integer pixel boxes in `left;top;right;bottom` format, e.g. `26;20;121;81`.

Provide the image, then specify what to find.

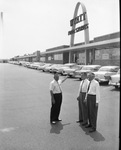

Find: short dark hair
54;72;58;75
89;72;95;76
82;72;87;76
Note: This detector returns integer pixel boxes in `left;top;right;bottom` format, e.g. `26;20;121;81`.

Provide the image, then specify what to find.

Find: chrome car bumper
109;81;120;87
95;78;109;82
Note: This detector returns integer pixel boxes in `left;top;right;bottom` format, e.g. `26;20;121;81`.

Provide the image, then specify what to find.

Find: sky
0;0;120;59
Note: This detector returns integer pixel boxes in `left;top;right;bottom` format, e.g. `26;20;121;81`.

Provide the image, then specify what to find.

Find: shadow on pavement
110;88;120;92
50;122;71;134
79;124;105;142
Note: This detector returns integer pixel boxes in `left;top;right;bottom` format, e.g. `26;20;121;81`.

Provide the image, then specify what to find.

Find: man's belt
80;92;86;94
87;94;96;96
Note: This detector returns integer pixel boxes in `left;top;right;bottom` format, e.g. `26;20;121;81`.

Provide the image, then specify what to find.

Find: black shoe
89;128;96;132
82;122;88;126
85;124;92;128
76;120;83;123
56;119;62;121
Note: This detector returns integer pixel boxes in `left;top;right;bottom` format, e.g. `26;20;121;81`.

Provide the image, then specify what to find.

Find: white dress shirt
87;79;100;103
50;79;62;94
78;79;90;97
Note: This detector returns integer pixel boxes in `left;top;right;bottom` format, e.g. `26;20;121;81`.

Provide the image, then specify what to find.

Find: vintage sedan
50;64;65;73
44;64;56;72
38;63;52;71
75;65;101;80
63;65;84;77
108;69;120;88
24;62;33;68
94;66;119;83
56;63;77;75
29;62;45;69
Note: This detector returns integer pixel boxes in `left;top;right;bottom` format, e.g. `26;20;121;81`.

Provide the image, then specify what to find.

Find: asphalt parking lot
0;63;119;150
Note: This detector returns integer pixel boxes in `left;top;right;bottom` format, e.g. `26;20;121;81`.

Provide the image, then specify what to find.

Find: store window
78;52;86;65
95;50;101;60
48;56;51;61
40;57;45;61
110;48;120;59
54;54;63;60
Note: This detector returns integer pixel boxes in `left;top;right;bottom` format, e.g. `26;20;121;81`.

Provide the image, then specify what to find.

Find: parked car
50;64;65;73
19;61;26;66
75;65;101;80
29;62;45;69
24;62;32;68
63;65;84;77
108;69;120;88
44;64;56;72
38;63;51;71
57;63;77;75
94;66;119;83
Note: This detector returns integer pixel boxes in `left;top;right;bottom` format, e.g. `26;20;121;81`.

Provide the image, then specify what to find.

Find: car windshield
81;66;94;71
64;63;75;67
44;64;51;67
57;64;64;67
99;67;117;72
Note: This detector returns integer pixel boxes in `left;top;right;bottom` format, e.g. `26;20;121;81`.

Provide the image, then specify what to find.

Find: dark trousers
87;94;98;129
50;93;62;122
81;93;88;123
78;93;83;121
78;92;88;122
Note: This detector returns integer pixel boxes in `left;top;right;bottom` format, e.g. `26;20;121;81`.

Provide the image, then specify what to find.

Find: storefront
43;32;120;66
14;2;120;66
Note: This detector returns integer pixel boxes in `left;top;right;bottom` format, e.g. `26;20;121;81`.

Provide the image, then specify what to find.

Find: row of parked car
8;61;120;89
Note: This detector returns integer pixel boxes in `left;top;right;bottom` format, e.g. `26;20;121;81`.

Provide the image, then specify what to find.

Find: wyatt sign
68;23;88;35
68;12;88;35
70;12;86;26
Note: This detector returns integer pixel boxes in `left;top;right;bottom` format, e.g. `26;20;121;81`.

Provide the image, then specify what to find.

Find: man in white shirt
77;72;89;125
50;73;68;124
84;72;100;132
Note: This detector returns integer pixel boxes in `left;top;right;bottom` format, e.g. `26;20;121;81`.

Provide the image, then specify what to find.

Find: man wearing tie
77;72;89;124
84;72;100;132
50;73;68;124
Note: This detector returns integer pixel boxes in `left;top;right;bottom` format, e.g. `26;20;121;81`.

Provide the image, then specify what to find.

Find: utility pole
0;12;3;58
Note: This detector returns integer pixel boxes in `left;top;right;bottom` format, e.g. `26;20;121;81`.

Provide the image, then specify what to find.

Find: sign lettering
68;23;88;35
70;12;86;26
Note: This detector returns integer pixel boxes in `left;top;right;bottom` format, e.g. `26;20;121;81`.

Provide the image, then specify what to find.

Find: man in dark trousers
49;73;68;124
77;72;89;125
84;72;100;132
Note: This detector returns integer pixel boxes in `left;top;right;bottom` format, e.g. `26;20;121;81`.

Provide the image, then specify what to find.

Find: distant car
94;66;119;83
44;64;56;72
108;69;120;88
63;65;84;77
50;64;65;73
19;61;26;66
57;63;77;75
31;62;45;69
13;61;21;65
38;63;52;71
24;62;33;68
75;65;101;80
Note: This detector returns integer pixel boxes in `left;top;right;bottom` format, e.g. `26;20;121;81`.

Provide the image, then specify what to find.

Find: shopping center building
12;2;120;66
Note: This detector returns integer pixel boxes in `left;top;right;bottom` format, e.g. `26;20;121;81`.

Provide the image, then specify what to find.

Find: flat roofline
18;54;37;59
44;38;120;54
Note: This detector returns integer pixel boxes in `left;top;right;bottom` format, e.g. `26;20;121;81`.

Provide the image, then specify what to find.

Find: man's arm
50;90;55;104
96;82;100;104
61;75;68;83
77;82;81;101
49;82;55;104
